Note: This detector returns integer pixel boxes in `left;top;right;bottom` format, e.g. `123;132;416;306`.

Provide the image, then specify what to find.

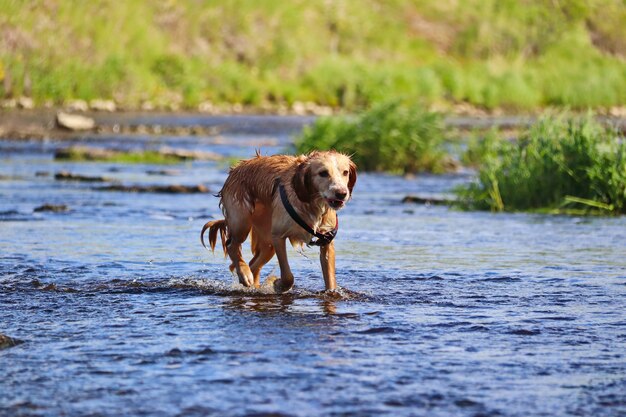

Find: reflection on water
1;116;625;417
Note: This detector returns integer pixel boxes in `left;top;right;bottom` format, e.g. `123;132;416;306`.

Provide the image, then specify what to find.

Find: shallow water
1;116;625;417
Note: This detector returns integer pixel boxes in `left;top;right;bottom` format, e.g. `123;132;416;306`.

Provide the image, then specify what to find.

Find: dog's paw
273;277;294;294
237;269;254;287
320;288;343;298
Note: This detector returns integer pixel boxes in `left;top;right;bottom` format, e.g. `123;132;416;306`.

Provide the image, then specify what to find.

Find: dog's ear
348;160;357;197
292;160;312;203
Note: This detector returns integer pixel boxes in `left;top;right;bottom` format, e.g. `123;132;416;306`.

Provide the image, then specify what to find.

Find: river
1;114;625;416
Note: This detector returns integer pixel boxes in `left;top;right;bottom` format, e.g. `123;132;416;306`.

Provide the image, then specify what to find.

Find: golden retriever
201;150;356;293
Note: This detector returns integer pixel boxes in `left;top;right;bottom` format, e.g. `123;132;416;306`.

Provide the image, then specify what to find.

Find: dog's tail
200;219;228;256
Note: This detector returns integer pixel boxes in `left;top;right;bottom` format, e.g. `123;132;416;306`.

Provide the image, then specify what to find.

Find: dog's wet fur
202;151;356;293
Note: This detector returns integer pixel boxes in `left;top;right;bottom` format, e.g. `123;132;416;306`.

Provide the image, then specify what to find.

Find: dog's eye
319;170;329;178
342;170;349;176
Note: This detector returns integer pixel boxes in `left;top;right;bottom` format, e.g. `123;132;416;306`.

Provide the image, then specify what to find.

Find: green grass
100;151;184;165
456;114;626;215
295;101;454;174
461;129;510;168
55;148;184;165
1;0;624;110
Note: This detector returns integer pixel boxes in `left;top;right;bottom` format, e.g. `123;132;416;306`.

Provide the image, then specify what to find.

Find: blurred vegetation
55;148;183;164
1;0;625;110
461;129;511;168
456;114;626;215
295;101;453;173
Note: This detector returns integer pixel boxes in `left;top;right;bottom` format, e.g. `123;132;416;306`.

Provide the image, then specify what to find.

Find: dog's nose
335;191;348;200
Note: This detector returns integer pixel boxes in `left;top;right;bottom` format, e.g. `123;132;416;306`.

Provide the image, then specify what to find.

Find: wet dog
201;151;356;293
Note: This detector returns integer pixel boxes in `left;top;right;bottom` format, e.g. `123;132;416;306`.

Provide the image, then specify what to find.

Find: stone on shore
56;112;95;131
64;99;89;112
17;97;35;109
89;99;116;112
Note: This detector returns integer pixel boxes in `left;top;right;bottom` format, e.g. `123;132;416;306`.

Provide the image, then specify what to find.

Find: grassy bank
1;1;625;111
456;115;626;215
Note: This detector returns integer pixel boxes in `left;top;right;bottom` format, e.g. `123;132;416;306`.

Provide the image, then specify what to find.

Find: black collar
278;183;338;247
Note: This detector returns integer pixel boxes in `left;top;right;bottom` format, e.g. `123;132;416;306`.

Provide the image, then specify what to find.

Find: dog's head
292;151;357;210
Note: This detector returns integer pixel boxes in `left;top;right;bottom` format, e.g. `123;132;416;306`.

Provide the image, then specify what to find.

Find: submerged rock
54;171;111;182
158;147;221;161
96;184;210;194
0;334;24;350
146;169;181;176
55;146;118;161
56;112;95;131
54;145;221;163
402;195;455;206
34;204;69;213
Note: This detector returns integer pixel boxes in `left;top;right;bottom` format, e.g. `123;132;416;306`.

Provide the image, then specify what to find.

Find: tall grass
295;102;453;174
456;115;626;214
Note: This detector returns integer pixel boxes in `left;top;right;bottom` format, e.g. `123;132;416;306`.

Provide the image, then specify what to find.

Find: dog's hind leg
248;202;274;287
224;211;255;287
249;230;275;288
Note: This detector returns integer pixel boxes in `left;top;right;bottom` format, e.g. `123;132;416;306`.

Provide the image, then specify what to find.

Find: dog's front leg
320;241;337;291
271;236;295;293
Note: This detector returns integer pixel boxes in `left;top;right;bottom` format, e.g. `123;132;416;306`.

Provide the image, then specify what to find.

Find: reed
295;101;454;174
456;114;626;215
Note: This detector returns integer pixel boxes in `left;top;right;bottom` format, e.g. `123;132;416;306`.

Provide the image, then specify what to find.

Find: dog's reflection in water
222;284;340;316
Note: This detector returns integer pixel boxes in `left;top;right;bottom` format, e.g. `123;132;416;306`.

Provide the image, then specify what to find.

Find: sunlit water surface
1;116;625;417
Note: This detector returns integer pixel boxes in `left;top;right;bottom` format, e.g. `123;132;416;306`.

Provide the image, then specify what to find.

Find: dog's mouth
325;198;345;209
